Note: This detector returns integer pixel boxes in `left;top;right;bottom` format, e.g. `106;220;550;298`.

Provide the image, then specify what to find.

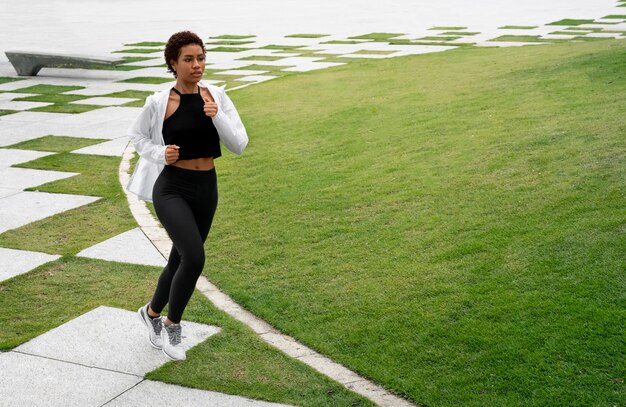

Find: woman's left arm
212;88;249;155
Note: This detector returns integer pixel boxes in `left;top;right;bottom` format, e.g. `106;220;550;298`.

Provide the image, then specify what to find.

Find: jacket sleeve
127;96;167;164
212;87;248;155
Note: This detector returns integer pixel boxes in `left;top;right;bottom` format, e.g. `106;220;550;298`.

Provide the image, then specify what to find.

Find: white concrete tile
0;191;100;234
237;75;278;83
0;187;19;198
70;96;137;106
282;62;345;72
269;56;325;65
122;57;163;67
0;124;44;147
123;66;172;77
0;352;142;407
40;122;130;140
338;53;393;59
203;60;256;70
0;79;40;91
15;306;221;376
46;106;141;125
71;136;129;156
76;227;167;267
63;82;163;95
37;67;141;81
0;247;61;282
0;167;78;190
0;148;55;169
0;111;73;123
109;380;293;407
0;100;52;110
542;34;578;40
0;92;38;101
215;69;269;76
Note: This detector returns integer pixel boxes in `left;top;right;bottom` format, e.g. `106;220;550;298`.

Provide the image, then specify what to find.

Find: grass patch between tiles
113;48;163;54
498;25;538;30
285;34;330;38
348;33;405;41
27;104;105;114
10;85;85;95
117;77;172;84
429;26;467;30
0;77;26;85
125;42;166;47
206;47;250;53
210;35;256;40
548;19;595;26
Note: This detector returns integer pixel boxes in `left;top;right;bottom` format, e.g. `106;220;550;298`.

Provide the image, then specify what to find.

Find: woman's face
172;44;205;82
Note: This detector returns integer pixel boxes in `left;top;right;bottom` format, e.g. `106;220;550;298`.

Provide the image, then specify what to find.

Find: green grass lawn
203;39;626;406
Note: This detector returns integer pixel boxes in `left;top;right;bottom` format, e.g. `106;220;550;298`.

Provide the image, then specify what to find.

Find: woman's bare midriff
172;157;215;171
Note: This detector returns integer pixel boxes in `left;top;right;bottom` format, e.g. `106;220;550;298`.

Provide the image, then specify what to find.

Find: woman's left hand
203;96;218;117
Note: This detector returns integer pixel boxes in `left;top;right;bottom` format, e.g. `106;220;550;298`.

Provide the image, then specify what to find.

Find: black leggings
150;165;218;323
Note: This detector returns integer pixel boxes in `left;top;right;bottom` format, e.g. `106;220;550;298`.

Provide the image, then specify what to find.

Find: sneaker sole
137;307;162;350
161;345;186;361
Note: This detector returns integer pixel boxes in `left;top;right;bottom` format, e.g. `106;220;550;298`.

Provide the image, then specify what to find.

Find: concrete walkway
1;306;290;407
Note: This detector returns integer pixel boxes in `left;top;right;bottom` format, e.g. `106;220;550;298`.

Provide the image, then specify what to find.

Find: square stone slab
0;100;52;110
0;111;72;123
0;187;19;198
15;306;221;376
0;191;99;234
46;106;141;125
215;69;269;76
0;92;38;101
0;351;142;407
108;379;293;407
238;75;278;83
0;167;78;191
0;247;60;282
71;96;138;106
71;136;129;157
0;148;54;169
76;227;167;267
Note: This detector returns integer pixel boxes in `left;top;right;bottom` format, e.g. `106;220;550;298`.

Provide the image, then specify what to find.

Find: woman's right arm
127;97;168;164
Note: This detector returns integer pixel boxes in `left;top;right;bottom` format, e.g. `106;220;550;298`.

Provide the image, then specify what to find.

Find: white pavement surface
15;306;220;376
1;306;290;406
108;380;292;407
0;0;619;59
0;191;99;234
71;136;133;157
77;227;167;267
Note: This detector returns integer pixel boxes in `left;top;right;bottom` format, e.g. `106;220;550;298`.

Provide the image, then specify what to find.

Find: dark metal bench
4;51;126;76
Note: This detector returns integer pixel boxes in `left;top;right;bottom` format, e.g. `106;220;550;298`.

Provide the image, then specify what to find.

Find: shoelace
150;316;163;336
165;324;182;346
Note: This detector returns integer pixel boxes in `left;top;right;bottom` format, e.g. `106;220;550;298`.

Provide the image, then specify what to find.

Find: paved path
0;306;291;407
0;0;619;60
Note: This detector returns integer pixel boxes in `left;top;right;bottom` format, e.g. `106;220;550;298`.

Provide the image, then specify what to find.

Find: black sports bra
162;87;221;161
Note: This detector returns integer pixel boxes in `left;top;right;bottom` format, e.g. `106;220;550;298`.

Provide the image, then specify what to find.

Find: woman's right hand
165;145;180;164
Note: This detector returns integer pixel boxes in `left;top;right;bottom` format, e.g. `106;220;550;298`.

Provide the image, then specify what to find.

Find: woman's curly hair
164;31;205;77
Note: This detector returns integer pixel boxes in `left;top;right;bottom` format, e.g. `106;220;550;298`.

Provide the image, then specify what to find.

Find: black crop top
162;87;221;160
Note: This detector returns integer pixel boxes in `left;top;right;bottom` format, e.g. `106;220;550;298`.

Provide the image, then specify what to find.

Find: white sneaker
137;304;163;349
162;322;186;361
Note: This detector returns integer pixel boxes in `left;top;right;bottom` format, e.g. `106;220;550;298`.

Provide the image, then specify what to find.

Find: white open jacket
126;81;248;201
